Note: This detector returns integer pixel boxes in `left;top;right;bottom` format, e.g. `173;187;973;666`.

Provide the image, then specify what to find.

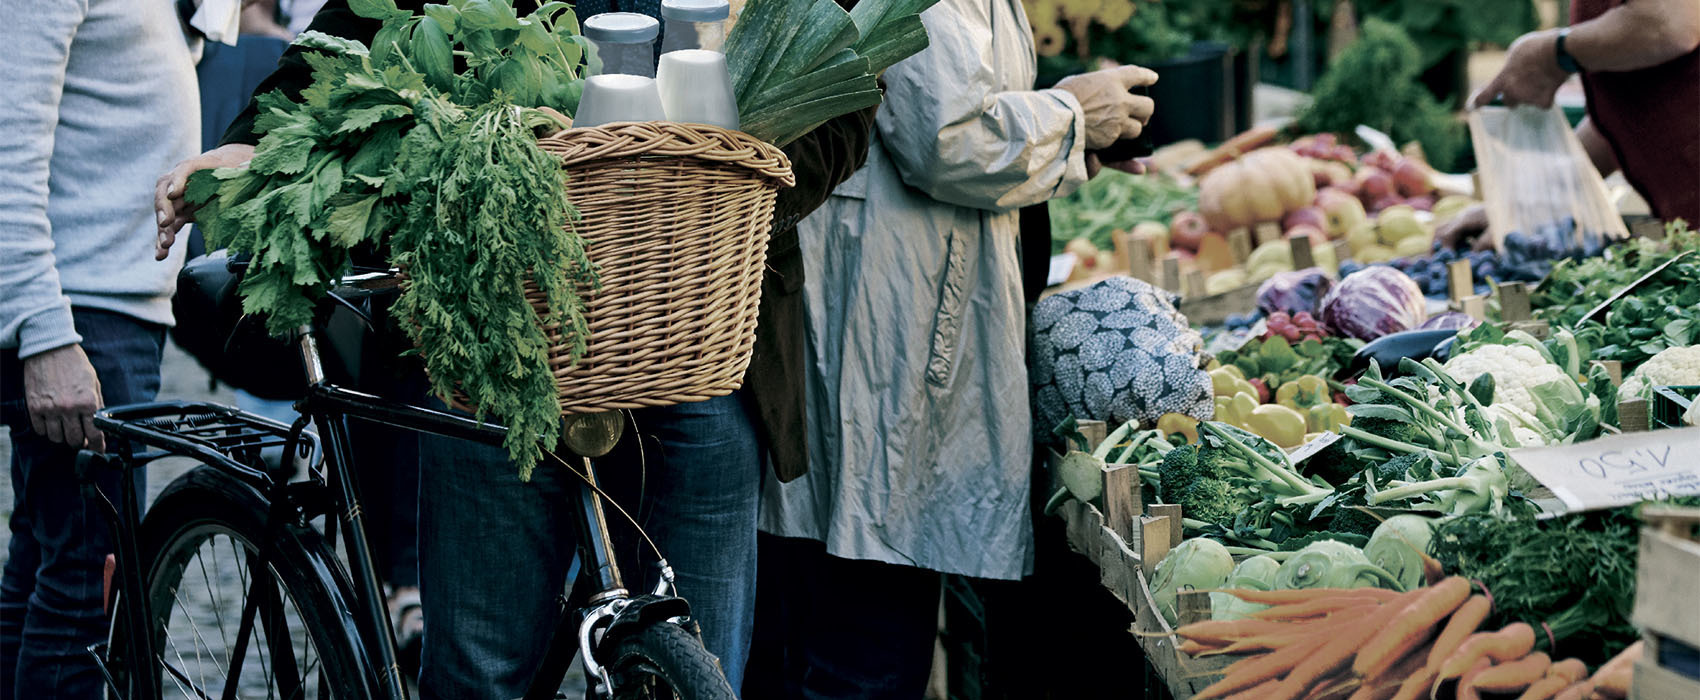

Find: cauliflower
1618;344;1700;402
1445;344;1574;418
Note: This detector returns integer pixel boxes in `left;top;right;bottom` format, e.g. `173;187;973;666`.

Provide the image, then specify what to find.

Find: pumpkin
1196;147;1317;233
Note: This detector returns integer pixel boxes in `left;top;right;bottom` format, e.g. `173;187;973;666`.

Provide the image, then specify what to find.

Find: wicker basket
519;121;794;415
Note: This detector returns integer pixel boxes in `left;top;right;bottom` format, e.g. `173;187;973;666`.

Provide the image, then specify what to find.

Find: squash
1197;147;1317;233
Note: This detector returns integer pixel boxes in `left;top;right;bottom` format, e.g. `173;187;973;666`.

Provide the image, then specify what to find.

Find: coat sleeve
0;2;83;358
874;2;1089;213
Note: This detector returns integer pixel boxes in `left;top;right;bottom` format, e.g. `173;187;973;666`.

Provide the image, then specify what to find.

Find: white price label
1288;431;1343;466
1510;426;1700;513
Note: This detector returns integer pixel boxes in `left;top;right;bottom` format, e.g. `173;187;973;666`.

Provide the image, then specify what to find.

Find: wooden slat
1103;465;1138;544
1289;234;1315;271
1228;228;1253;263
1633;523;1700;649
1161;257;1183;294
1620;398;1651;433
1499;282;1532;322
1593;359;1624;386
1448;259;1474;301
1139;516;1172;578
1176;590;1213;627
1149;504;1184;548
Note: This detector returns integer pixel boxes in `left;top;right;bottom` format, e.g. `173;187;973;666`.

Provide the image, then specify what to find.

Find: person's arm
0;5;109;450
1576;116;1619;178
771;106;878;233
1567;0;1700;72
875;4;1093;212
1472;0;1700;109
0;4;82;359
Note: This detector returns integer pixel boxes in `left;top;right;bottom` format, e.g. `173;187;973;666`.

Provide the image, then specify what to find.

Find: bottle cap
584;12;660;43
661;0;730;22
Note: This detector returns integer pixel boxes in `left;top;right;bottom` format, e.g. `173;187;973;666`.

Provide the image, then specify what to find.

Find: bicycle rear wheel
598;622;736;700
108;466;375;699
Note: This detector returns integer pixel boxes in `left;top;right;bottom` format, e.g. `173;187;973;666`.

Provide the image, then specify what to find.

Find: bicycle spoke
199;538;232;655
173;584;228;686
160;657;216;700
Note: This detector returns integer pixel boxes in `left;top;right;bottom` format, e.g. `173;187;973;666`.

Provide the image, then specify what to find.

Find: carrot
1515;676;1572;700
1250;595;1389;620
1264;588;1426;700
1588;641;1641;699
1208;587;1400;605
1552;682;1591;700
1432;622;1536;695
1199;605;1383;655
1389;668;1439;700
1455;657;1494;700
1221;679;1281;700
1353;643;1432;700
1546;658;1588;684
1423;595;1491;674
1474;651;1551;692
1193;635;1330;700
1305;677;1363;700
1354;577;1470;678
1178;639;1217;656
1418;548;1446;586
1173;618;1296;645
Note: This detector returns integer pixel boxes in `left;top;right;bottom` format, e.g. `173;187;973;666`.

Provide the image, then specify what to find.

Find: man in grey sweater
0;1;199;696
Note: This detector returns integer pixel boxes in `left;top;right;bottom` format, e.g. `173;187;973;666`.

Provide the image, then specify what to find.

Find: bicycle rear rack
94;401;319;489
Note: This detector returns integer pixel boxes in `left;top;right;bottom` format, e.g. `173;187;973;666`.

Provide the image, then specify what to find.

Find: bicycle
78;263;738;700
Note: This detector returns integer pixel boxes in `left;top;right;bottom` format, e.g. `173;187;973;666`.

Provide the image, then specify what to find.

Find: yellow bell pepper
1246;403;1307;448
1307;403;1351;433
1210;366;1257;399
1213;392;1259;431
1157;412;1199;443
1276;375;1350;433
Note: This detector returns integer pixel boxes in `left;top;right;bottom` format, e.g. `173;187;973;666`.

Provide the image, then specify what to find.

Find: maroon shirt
1572;0;1700;223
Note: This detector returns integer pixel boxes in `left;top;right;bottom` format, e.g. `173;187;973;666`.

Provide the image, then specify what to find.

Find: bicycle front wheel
599;622;737;700
108;466;375;699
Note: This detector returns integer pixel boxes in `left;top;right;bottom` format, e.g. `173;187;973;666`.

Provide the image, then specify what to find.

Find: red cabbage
1257;268;1335;316
1320;266;1428;341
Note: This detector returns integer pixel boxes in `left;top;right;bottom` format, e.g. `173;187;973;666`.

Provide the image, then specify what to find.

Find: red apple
1317;188;1367;240
1370;194;1404;213
1406;195;1435;212
1363;149;1399;172
1392;158;1434;197
1356;167;1394;201
1169;211;1210;252
1283;206;1328;233
1285;223;1326;241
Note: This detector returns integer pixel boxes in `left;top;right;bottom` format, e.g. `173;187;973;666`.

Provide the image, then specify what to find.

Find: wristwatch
1554;28;1582;74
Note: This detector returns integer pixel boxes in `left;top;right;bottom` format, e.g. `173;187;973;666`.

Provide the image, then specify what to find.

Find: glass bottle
583;12;661;78
660;0;730;54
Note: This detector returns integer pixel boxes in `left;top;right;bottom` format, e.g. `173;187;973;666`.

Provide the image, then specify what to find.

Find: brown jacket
747;108;878;481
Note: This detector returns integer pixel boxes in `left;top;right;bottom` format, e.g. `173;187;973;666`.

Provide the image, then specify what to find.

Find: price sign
1510;427;1700;513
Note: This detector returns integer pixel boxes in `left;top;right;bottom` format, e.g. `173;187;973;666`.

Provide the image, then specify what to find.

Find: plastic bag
1030;277;1213;436
1467;106;1628;264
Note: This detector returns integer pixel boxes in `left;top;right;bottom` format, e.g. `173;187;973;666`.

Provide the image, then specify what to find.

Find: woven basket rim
537;121;795;188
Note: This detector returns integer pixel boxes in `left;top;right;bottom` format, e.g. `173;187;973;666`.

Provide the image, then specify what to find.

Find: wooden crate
1631;506;1700;699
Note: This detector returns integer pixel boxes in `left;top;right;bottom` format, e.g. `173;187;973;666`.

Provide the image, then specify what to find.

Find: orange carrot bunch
1174;578;1627;700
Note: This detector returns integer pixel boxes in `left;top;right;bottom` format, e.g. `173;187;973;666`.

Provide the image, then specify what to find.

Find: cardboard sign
1048;253;1077;287
1288;431;1343;465
1510;427;1700;513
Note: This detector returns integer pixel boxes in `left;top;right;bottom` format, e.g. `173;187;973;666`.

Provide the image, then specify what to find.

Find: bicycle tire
599;622;737;700
107;466;377;699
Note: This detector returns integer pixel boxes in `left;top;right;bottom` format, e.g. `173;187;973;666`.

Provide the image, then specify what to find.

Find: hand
1470;30;1571;110
22;344;105;452
1056;65;1159;150
1435;204;1492;252
1086;153;1149;179
155;143;256;261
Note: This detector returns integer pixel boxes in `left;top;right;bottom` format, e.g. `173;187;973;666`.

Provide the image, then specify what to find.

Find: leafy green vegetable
1353;0;1537;73
1046;170;1197;254
1429;497;1700;664
1295;19;1467;171
723;0;938;146
188;0;596;476
1214;335;1361;391
1532;221;1700;372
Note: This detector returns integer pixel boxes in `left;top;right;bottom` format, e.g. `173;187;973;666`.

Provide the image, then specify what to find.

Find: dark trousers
744;534;941;700
1;308;165;700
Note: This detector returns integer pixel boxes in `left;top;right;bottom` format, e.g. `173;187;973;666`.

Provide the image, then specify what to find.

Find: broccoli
1375;453;1423;483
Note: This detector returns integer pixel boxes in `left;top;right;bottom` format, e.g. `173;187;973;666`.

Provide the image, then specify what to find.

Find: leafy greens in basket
187;0;594;476
724;0;939;146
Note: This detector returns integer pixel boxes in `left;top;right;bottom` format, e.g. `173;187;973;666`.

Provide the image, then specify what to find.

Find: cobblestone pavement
1;340;587;697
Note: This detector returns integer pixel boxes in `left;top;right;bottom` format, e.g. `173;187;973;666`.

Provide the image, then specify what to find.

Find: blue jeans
1;308;164;700
416;392;761;699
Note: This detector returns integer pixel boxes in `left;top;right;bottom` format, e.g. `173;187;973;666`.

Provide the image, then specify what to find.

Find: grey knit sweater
0;0;200;359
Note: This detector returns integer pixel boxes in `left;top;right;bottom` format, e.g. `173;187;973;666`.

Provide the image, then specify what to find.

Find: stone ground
1;339;587;697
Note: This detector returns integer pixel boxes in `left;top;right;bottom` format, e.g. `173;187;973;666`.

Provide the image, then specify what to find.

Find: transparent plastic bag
1467;106;1627;263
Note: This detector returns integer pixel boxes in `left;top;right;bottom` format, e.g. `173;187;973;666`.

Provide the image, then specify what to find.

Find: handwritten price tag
1510;426;1700;513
